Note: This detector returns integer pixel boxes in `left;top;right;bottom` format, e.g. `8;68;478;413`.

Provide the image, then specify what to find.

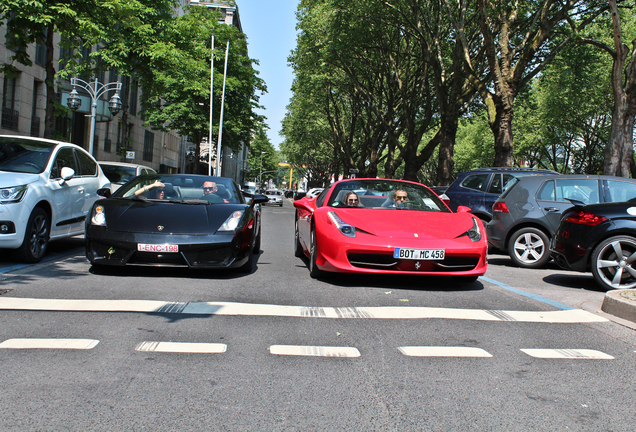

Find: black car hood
101;198;247;234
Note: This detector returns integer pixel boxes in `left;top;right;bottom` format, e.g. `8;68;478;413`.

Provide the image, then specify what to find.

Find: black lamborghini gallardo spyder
85;174;268;273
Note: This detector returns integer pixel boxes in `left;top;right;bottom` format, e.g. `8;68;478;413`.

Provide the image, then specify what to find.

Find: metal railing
1;108;19;130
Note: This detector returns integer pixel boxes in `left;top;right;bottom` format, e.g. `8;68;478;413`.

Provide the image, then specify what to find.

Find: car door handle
544;207;560;212
78;187;85;194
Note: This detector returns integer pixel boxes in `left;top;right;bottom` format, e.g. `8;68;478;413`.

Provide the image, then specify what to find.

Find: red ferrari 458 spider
293;178;488;282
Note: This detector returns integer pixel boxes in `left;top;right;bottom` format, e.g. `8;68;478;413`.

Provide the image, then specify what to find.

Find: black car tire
591;235;636;290
453;275;479;284
508;227;551;268
309;229;323;279
294;217;303;258
238;247;254;273
253;228;261;254
17;207;50;263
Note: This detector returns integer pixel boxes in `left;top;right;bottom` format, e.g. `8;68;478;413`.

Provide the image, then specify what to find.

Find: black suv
443;167;559;221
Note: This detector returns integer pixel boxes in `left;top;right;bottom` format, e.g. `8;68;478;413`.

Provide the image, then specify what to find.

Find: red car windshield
327;179;450;212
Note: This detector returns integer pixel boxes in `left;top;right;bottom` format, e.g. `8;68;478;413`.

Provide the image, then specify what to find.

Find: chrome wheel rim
513;232;545;264
595;239;636;289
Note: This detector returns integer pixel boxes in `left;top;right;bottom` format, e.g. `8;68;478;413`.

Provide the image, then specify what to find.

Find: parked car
85;174;268;272
487;174;636;268
98;161;156;191
0;135;111;262
551;199;636;290
264;189;284;206
293;190;307;200
443;167;559;221
293;178;487;282
306;188;324;199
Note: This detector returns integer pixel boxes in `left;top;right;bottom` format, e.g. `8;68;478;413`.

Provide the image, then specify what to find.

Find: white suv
0;135;110;262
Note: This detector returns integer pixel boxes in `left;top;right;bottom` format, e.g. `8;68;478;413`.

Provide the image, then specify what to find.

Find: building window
1;75;19;130
35;33;47;67
30;79;41;136
143;130;154;162
103;122;111;152
129;79;138;116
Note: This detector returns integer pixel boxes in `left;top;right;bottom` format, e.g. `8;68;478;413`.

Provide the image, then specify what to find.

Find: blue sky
236;0;298;150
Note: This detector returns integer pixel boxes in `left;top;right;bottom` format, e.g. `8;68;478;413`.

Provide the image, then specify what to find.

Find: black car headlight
91;205;107;226
328;211;356;238
219;211;244;232
0;185;28;204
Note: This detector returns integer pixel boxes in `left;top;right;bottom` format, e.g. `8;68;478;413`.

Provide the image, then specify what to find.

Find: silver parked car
486;174;636;268
0;135;111;262
98;161;156;191
264;189;284;206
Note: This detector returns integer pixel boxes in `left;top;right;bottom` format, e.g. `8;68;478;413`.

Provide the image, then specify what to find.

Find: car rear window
461;174;489;191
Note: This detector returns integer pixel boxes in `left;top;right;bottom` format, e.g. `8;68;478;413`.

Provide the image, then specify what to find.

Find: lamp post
66;77;122;156
259;151;266;193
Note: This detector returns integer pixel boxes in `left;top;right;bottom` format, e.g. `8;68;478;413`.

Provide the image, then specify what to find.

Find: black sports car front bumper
86;228;251;269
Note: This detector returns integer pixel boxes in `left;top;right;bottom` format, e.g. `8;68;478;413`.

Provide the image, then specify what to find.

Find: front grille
347;252;479;272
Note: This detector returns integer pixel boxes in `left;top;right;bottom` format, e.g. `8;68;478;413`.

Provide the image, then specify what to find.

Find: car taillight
563;210;608;226
492;202;509;213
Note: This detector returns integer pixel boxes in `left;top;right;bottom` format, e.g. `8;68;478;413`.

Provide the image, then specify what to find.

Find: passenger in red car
343;191;360;207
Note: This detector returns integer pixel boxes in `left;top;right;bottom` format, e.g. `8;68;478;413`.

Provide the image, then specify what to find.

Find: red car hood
331;208;475;240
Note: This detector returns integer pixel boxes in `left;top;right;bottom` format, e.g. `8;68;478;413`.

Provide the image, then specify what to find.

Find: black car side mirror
251;194;269;206
97;187;111;198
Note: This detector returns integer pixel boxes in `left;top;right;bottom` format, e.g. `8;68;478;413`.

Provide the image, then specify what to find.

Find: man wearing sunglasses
201;180;228;203
383;189;409;208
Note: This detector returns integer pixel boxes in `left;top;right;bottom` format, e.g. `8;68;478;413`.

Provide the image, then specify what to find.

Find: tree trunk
43;23;56;139
491;104;515;167
604;102;635;177
436;117;458;186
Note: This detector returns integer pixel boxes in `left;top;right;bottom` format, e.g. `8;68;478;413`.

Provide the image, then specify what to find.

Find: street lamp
259;151;266;192
66;77;123;156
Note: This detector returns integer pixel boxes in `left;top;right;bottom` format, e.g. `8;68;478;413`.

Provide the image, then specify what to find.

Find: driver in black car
201;181;228;203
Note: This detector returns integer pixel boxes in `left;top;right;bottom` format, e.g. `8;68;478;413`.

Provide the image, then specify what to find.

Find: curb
601;289;636;323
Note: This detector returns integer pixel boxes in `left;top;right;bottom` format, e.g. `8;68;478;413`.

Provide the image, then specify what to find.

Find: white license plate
393;248;445;260
137;243;179;253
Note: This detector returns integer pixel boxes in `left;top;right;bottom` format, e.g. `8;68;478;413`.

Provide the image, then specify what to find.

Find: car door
450;173;490;212
74;148;102;228
537;178;600;232
47;146;84;237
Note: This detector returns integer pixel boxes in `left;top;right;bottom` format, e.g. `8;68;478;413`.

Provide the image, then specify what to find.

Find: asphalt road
0;200;635;431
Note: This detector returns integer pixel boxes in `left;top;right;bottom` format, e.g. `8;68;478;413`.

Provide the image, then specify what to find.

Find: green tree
0;0;151;138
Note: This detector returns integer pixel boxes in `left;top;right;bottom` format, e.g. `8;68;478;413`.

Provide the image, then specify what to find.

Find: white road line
0;338;99;350
135;341;227;353
398;346;493;357
0;298;608;323
520;349;614;359
269;345;361;357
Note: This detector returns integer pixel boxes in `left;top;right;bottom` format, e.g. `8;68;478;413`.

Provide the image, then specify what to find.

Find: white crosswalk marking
269;345;361;357
135;341;227;353
520;349;614;359
0;338;99;350
0;297;608;323
398;346;493;357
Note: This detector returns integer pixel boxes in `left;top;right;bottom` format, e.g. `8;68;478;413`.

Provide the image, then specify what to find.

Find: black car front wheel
309;229;323;279
591;235;636;290
17;207;50;263
508;227;551;269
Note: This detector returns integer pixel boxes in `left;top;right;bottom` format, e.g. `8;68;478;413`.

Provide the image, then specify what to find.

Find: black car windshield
327;179;450;212
0;137;56;174
114;174;243;204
